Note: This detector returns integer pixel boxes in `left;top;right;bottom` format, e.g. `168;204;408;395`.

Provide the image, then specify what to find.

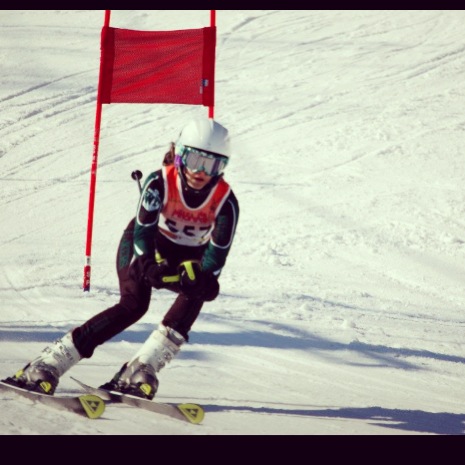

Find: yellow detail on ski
178;403;205;424
78;394;106;419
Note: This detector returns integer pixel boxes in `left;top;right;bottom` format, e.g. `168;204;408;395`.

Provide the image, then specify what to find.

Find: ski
0;380;105;419
71;377;204;425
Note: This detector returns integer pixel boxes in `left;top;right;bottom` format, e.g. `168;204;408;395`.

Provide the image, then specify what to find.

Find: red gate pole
83;10;111;292
209;10;216;119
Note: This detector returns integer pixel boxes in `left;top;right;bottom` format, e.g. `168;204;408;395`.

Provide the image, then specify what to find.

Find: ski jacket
133;165;239;276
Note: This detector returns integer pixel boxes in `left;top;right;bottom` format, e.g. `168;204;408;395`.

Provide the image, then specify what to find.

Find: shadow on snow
200;403;465;435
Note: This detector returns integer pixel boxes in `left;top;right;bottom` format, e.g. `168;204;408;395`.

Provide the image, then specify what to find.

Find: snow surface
1;10;465;436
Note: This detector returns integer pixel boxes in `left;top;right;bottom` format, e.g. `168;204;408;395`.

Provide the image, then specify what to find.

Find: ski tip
78;394;106;419
178;403;205;425
70;376;87;389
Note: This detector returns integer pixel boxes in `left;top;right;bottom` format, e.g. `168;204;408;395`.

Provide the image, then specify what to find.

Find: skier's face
184;167;213;190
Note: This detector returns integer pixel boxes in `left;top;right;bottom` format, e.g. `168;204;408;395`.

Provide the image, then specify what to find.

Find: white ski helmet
176;118;231;159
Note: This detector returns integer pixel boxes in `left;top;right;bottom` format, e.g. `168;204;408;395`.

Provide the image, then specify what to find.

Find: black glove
130;255;172;289
178;261;219;301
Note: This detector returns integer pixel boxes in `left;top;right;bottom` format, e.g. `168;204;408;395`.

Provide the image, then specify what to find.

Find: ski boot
4;362;60;395
100;360;159;400
99;325;185;400
2;331;81;395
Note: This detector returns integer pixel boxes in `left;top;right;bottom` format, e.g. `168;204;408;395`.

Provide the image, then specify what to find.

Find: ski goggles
178;146;229;177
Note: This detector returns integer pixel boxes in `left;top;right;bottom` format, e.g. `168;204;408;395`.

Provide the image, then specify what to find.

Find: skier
4;117;240;400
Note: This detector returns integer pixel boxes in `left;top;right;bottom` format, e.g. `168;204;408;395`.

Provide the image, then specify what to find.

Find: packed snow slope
1;10;464;435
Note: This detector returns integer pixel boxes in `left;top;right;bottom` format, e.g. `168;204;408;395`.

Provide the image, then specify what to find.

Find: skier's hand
178;261;219;301
130;255;176;289
144;262;172;289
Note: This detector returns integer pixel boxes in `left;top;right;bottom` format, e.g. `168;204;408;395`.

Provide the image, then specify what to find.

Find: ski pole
131;170;143;194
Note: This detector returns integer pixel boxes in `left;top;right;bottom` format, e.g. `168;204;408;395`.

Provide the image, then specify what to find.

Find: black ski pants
72;218;208;359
